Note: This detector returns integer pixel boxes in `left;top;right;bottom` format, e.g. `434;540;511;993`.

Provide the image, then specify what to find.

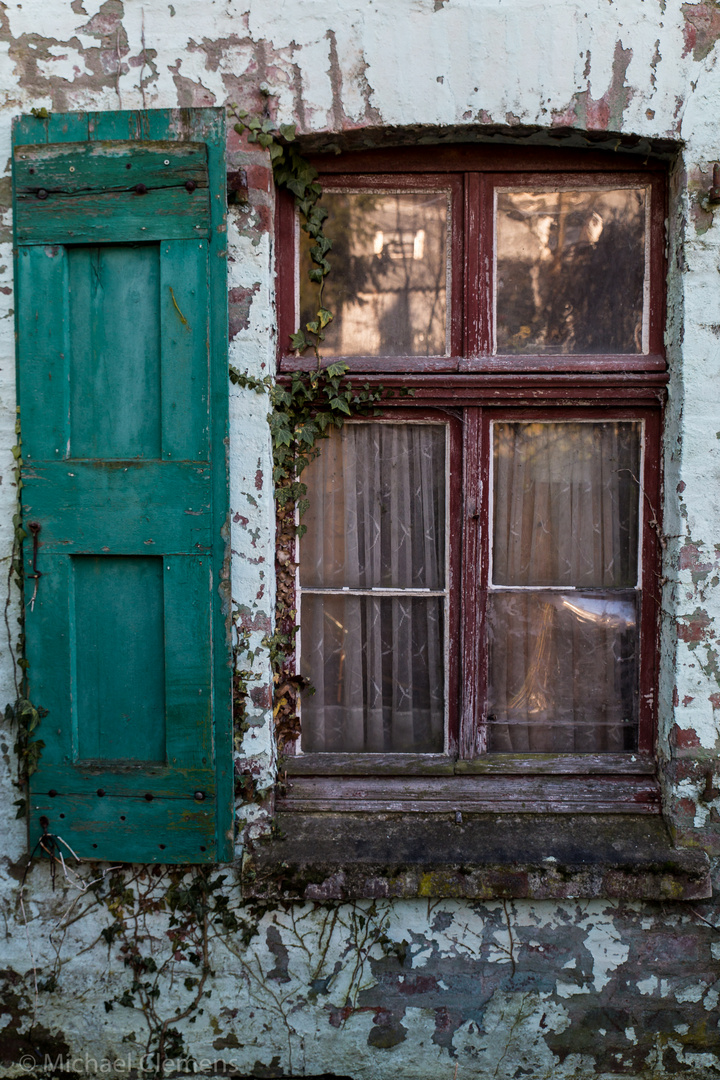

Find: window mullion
460;405;485;758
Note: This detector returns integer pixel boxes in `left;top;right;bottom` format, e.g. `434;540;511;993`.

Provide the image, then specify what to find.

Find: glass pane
299;191;449;357
487;591;638;753
300;595;445;752
301;424;446;590
492;422;641;588
496;188;647;354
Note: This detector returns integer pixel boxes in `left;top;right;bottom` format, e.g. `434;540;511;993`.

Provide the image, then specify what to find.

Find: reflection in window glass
496;188;647;355
299;191;449;357
488;421;641;753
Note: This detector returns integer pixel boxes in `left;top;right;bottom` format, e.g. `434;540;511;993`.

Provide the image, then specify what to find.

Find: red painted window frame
277;146;667;812
276;147;667;375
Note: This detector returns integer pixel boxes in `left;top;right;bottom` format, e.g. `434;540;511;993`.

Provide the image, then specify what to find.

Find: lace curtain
488;421;641;753
299;423;446;753
298;418;641;756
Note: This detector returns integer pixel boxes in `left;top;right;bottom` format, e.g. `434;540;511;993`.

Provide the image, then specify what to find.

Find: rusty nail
96;788;105;797
134;183;148;195
227;168;249;206
709;163;720;205
37;189;48;200
185;179;197;193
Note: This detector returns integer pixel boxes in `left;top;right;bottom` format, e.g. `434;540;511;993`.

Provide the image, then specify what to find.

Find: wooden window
277;147;666;376
279;147;666;814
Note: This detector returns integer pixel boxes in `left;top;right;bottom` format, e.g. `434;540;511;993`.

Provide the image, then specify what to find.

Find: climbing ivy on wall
4;407;46;819
230;108;334;360
228;108;396;751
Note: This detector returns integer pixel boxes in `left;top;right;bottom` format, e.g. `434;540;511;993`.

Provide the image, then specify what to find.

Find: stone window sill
241;813;711;901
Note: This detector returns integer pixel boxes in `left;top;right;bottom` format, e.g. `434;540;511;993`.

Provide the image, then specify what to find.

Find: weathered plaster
1;0;720;1076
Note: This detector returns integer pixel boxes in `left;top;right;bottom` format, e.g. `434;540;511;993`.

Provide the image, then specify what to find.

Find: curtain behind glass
300;424;446;752
488;422;641;753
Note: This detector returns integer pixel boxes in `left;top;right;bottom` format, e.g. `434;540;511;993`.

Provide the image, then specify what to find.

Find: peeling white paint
0;0;718;1076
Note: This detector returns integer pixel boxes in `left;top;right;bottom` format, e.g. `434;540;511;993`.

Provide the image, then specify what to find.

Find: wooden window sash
277;153;666;376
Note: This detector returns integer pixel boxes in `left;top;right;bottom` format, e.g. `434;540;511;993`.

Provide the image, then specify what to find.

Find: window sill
241;813;711;902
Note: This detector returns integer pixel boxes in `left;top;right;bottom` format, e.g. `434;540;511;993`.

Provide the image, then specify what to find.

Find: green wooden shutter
12;109;232;864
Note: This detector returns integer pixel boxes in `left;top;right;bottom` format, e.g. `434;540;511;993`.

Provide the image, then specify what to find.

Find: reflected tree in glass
496;188;647;355
300;191;450;357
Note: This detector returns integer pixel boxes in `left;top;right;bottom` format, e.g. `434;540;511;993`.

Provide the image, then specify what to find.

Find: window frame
276;147;667;375
276;146;667;815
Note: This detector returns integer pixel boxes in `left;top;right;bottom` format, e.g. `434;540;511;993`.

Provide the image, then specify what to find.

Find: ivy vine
227;107;408;752
4;405;46;819
229;107;333;359
229;363;386;750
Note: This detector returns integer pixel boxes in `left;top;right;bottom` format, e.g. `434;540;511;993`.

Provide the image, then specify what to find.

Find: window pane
299;191;449;357
492;422;641;588
301;424;446;590
496;188;647;354
487;591;638;753
299;422;447;753
300;595;445;753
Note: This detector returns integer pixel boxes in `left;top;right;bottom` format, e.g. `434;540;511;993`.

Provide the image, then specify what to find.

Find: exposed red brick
682;1;720;60
246;163;272;193
672;725;702;749
677;609;712;642
679;543;713;573
228;283;260;340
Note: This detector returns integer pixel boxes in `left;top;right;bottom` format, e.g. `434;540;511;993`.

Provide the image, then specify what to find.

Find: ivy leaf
297;424;318;446
330;397;352;415
317;308;333;329
308;268;324;284
289;330;308;352
269;142;284;163
279;123;296;142
296;162;319;186
25;740;45;777
247;117;262;131
257;132;274;149
326;362;349;378
305;320;319;335
287;178;309;198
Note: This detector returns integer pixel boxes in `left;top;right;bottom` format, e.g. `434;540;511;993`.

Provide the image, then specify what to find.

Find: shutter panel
12;110;232;864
